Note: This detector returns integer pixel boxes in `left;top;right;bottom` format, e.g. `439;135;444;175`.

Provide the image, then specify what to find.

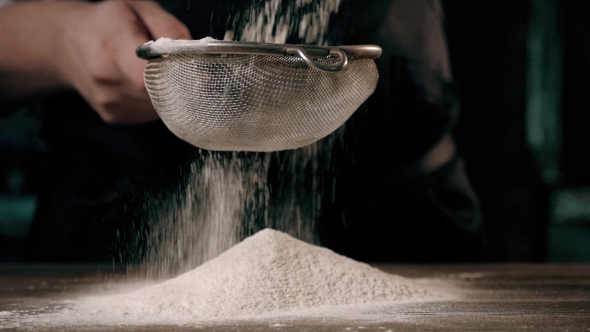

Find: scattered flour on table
41;229;444;326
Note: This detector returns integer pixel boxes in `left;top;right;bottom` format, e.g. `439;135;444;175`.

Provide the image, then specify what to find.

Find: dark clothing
26;0;488;263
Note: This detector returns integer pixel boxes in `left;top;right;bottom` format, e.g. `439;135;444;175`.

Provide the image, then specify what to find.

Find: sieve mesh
143;52;378;152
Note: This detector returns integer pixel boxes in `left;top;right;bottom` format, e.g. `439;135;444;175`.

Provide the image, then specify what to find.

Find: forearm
0;1;84;104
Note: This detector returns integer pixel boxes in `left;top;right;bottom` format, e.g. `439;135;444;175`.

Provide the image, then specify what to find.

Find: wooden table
1;264;589;331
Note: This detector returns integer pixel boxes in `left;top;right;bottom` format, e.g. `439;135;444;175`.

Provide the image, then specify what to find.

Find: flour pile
57;229;435;325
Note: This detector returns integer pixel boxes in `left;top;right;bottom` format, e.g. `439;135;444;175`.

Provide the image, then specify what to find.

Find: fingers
75;0;190;125
117;1;191;101
115;27;149;98
109;3;153;105
114;99;160;124
97;86;159;124
99;14;156;124
116;1;192;124
124;1;192;40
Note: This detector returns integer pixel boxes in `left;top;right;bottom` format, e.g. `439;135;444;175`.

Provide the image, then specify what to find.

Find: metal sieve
136;38;381;152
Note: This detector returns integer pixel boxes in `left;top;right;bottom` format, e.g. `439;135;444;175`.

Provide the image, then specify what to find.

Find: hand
58;1;191;124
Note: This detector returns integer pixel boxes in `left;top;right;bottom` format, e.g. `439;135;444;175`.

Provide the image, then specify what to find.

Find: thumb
125;1;192;40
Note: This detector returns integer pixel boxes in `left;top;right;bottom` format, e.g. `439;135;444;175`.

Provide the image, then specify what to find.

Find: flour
224;0;346;247
136;152;268;280
227;0;341;45
44;229;440;326
146;36;217;53
133;0;346;280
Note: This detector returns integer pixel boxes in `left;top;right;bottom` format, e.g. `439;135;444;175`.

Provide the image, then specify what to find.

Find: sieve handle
285;47;348;72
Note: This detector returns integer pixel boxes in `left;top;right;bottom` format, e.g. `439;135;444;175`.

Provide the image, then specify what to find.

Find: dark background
444;0;590;262
1;0;589;263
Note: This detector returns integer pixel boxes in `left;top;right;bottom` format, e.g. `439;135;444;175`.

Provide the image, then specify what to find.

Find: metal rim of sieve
136;39;382;72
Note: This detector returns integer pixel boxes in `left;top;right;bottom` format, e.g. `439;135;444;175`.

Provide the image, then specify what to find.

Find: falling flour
37;229;443;327
135;152;268;280
227;0;342;45
133;0;346;279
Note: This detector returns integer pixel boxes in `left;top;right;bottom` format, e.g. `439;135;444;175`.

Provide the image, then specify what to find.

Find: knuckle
87;58;118;84
93;100;119;124
100;112;119;124
90;70;114;85
98;1;136;23
99;0;125;12
95;92;119;112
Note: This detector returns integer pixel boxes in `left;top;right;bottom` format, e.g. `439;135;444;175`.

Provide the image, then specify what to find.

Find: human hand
57;1;191;124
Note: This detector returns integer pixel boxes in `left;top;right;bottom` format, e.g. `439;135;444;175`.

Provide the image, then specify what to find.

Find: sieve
136;38;382;152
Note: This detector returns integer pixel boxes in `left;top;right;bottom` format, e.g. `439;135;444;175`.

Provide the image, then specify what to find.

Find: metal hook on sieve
285;47;349;72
